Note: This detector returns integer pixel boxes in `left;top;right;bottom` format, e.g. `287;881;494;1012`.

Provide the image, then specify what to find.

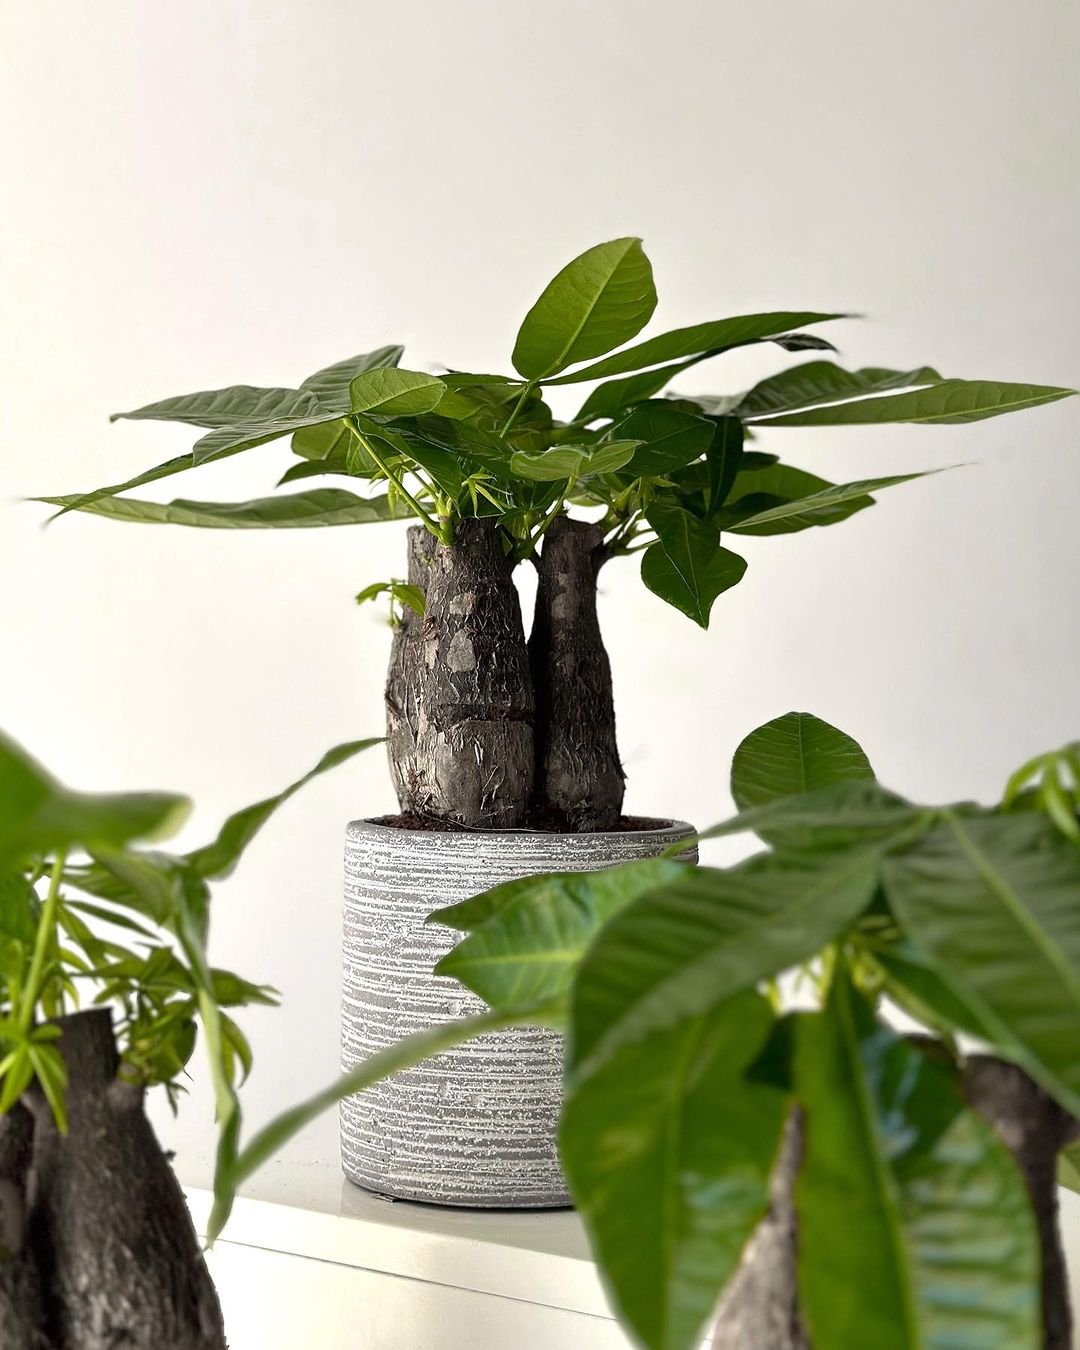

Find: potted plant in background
41;236;1075;1207
412;711;1080;1350
0;728;378;1347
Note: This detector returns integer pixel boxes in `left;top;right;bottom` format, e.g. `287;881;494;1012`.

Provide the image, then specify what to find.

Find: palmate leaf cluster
0;731;377;1134
421;711;1080;1350
40;240;1074;628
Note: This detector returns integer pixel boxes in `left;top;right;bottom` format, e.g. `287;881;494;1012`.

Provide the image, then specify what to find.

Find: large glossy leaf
735;362;942;418
544;312;844;385
290;418;355;463
750;378;1075;426
111;385;322;429
561;992;787;1350
883;810;1080;1114
299;345;404;409
796;971;1040;1350
512;238;657;380
615;403;715;477
0;732;189;868
185;739;381;880
726;471;931;536
731;711;875;811
348;368;446;417
641;502;746;627
36;489;410;528
509;439;639;482
568;846;883;1078
703;415;743;514
431;860;687;1012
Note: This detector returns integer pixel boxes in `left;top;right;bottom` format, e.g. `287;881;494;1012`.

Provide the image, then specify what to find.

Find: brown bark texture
529;515;624;831
0;1103;47;1347
384;519;535;828
27;1009;226;1350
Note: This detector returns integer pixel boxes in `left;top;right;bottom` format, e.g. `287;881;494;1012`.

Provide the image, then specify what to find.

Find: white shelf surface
179;1150;628;1344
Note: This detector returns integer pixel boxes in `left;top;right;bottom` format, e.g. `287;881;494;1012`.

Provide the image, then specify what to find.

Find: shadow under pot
340;816;697;1208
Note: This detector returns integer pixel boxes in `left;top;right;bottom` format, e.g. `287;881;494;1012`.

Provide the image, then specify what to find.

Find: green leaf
750;378;1075;426
111;385;323;429
36;489;409;529
561;991;787;1350
290;419;355;464
569;846;883;1079
0;732;190;869
704;416;743;514
512;237;657;380
725;470;934;536
544;312;845;385
796;970;1040;1350
735;363;943;418
209;1002;560;1242
299;346;405;409
576;359;701;423
866;937;998;1044
615;403;715;477
190;411;345;466
432;860;687;1012
348;368;446;417
696;779;924;849
883;810;1080;1114
641;502;746;627
509;439;639;482
731;711;875;811
185;739;381;881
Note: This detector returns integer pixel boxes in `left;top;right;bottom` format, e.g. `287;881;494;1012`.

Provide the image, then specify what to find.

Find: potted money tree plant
43;237;1075;1206
418;712;1080;1350
0;728;378;1348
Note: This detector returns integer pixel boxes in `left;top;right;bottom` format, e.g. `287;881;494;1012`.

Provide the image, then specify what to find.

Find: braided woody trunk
384;517;624;831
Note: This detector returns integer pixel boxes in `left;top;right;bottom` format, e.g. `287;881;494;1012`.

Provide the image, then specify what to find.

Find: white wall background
1;1;1078;1164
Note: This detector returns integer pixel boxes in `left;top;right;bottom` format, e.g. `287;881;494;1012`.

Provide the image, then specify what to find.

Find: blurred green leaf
884;810;1080;1114
561;991;786;1350
796;969;1040;1350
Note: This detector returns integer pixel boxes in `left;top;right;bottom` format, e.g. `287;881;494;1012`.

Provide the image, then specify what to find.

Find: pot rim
347;814;696;846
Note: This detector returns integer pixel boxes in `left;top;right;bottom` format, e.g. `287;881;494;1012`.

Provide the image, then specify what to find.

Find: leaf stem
500;381;536;437
516;478;574;562
347;418;451;544
21;851;66;1032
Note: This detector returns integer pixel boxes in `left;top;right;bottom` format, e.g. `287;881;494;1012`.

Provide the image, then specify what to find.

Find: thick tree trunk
529;516;624;831
964;1056;1078;1350
385;519;534;828
711;1111;808;1350
0;1104;47;1347
28;1009;226;1350
710;1061;1076;1349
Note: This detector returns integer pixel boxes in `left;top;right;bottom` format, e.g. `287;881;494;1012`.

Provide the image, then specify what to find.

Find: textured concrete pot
341;816;697;1208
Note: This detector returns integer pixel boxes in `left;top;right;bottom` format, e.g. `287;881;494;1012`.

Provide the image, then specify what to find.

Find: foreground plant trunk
0;1104;46;1347
529;516;624;831
385;520;534;828
711;1061;1076;1349
28;1009;226;1350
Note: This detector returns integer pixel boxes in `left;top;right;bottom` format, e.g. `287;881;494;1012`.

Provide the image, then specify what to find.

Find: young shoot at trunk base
41;239;1075;831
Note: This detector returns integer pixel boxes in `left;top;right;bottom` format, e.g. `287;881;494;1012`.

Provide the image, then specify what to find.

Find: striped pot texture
341;817;697;1208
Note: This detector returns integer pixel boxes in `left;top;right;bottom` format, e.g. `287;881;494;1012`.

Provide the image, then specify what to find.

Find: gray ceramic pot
341;816;696;1208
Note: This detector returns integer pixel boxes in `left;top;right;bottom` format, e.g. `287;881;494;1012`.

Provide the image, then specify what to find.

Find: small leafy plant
400;711;1080;1350
41;239;1075;831
0;729;381;1344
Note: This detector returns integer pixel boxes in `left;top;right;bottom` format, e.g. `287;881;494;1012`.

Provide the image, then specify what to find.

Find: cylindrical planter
341;817;696;1207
